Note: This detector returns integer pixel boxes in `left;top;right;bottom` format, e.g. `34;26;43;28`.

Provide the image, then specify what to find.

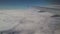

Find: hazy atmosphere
0;0;60;34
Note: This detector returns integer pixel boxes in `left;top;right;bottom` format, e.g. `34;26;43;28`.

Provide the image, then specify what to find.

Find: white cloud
0;8;55;34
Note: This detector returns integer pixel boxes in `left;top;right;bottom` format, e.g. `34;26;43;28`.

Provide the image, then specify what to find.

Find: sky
0;0;59;10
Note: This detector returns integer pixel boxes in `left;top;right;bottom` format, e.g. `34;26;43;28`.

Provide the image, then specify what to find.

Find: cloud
0;8;56;34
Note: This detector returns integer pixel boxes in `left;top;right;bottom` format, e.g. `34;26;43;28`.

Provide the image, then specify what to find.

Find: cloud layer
0;8;59;34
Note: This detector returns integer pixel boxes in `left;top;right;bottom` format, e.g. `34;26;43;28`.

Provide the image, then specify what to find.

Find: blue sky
0;0;51;10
